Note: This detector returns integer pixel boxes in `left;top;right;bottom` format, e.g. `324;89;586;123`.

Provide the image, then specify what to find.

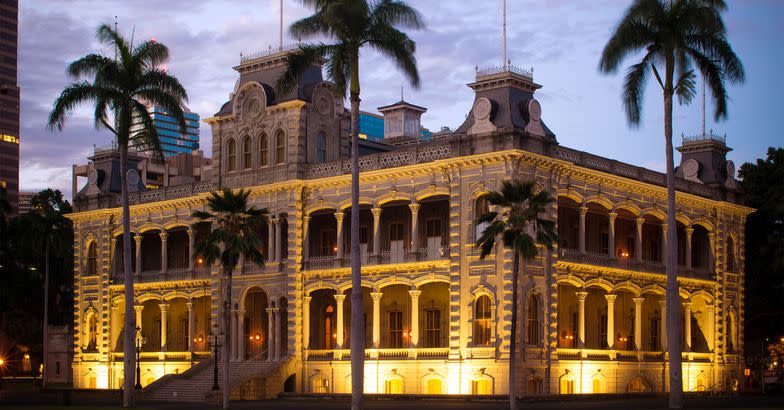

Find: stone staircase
143;357;283;402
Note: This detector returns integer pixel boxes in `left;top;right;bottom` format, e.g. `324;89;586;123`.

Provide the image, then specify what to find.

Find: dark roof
377;99;427;112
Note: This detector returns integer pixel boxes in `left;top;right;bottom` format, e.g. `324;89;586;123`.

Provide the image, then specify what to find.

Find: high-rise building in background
0;0;19;214
132;104;200;157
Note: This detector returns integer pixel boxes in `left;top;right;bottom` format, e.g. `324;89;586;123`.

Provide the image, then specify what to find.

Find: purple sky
18;0;783;199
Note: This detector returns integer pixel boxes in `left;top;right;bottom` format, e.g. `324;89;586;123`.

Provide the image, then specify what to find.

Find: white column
160;231;168;274
187;301;195;353
409;289;421;347
706;305;715;351
237;309;246;361
335;211;345;259
302;215;311;262
685;227;694;269
409;203;420;254
303;295;312;349
268;218;276;263
134;304;144;331
273;308;281;360
134;234;142;276
661;223;668;265
635;218;644;262
160;303;169;351
659;300;667;351
334;294;346;349
274;216;282;263
266;308;274;360
684;302;693;351
372;207;382;257
231;308;238;361
187;229;195;271
608;212;617;258
371;291;383;348
605;294;616;349
576;291;588;348
578;206;587;255
633;297;644;351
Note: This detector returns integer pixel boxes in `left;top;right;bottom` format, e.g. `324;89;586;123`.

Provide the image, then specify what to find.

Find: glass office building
132;105;200;157
359;112;432;142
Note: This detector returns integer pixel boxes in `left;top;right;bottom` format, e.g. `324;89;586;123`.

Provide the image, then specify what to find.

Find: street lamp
135;326;146;390
0;357;5;390
210;323;223;391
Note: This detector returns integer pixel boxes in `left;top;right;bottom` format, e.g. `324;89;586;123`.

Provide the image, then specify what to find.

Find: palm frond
598;0;660;73
47;82;101;132
133;40;170;71
621;50;658;127
366;23;420;88
276;43;334;96
675;70;697;105
370;0;424;30
67;54;115;79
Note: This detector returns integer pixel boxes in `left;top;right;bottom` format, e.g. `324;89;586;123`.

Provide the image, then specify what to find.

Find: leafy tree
192;189;267;409
277;1;423;406
475;180;556;410
47;24;187;406
599;1;743;406
740;147;784;360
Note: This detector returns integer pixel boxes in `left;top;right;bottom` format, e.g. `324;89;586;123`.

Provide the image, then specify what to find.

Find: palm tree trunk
120;143;136;408
349;51;365;410
663;57;684;408
509;250;519;410
42;241;50;388
223;265;232;409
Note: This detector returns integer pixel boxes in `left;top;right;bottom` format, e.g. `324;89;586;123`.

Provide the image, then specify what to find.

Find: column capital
658;299;666;307
272;307;280;313
576;291;588;301
334;211;345;223
134;305;144;314
237;309;246;316
608;212;617;223
579;205;588;216
662;223;668;233
604;294;617;303
683;302;693;310
266;307;274;315
134;235;143;244
408;289;422;299
371;207;383;219
636;217;645;227
685;227;695;238
633;297;645;306
186;301;194;310
303;215;311;224
706;305;715;312
370;291;383;302
159;231;168;240
303;295;312;304
159;302;169;312
409;203;421;214
333;294;346;303
187;228;194;237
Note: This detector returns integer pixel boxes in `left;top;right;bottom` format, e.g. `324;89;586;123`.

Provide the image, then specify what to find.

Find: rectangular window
599;314;608;349
650;318;659;351
388;311;403;348
389;222;405;262
314;378;329;393
600;232;609;255
425;308;441;347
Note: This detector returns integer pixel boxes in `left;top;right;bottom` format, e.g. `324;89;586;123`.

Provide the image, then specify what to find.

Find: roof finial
502;0;507;68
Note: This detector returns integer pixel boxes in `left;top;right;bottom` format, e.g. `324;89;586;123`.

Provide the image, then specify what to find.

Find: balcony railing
110;266;211;284
557;348;713;362
305;347;449;361
303;246;450;270
559;249;715;278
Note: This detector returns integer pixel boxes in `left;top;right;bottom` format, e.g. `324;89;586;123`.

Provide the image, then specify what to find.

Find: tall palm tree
475;179;556;410
19;189;73;389
276;1;423;407
48;24;187;407
191;189;267;410
598;1;743;406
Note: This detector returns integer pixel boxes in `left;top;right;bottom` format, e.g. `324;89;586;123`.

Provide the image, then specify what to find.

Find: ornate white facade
68;49;751;399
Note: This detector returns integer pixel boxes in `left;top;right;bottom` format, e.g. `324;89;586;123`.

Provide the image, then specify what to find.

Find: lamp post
0;357;5;390
134;326;145;390
211;322;222;391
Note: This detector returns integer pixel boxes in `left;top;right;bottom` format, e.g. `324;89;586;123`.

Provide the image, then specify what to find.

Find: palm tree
19;189;73;388
48;24;187;407
276;1;423;406
475;179;556;410
191;189;267;410
598;1;743;406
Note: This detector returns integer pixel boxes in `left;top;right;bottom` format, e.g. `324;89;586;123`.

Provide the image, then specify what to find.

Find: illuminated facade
68;49;751;399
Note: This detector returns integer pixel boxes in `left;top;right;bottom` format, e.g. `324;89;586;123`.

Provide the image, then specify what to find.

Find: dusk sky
18;0;783;199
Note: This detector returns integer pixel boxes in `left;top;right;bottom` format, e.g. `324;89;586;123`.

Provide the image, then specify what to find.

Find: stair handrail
143;356;214;393
225;349;272;387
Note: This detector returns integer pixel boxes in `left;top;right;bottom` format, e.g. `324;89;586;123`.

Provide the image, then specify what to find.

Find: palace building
68;47;751;400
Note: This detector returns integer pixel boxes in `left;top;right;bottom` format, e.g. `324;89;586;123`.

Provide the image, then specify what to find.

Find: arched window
275;131;285;164
324;305;334;349
559;374;575;394
87;242;98;276
316;132;327;163
591;374;605;393
86;312;97;351
425;377;444;394
475;196;490;241
726;236;736;273
728;309;737;352
259;134;269;167
242;136;252;169
474;295;492;346
384;376;404;394
471;378;492;394
527;377;542;396
627;377;650;393
226;139;237;172
527;294;540;346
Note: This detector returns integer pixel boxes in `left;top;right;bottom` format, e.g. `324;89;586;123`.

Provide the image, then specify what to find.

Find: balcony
305;347;450;361
303;246;450;271
559;249;714;279
110;266;211;284
556;348;713;363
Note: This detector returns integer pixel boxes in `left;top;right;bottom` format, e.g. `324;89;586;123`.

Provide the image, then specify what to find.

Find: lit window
474;295;492;345
388;311;403;348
